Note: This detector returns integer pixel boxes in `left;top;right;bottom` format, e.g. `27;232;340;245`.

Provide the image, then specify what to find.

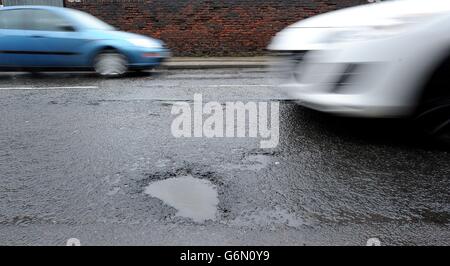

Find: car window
29;9;74;31
0;9;73;31
66;9;115;31
0;9;29;30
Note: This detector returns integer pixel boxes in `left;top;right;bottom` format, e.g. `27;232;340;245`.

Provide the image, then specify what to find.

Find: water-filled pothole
144;174;219;223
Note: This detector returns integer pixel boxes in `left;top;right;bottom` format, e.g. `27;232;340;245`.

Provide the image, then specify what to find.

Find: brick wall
69;1;366;56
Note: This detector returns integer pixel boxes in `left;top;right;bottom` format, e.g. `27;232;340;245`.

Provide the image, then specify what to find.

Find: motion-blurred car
0;5;170;76
268;0;450;143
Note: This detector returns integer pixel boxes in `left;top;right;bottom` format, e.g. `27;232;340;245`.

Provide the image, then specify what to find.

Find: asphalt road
0;69;449;246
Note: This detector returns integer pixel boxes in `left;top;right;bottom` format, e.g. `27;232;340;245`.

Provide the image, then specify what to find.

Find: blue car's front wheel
93;50;128;77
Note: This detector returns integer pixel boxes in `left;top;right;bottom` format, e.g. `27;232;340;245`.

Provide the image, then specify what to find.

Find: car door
0;9;36;68
25;9;90;68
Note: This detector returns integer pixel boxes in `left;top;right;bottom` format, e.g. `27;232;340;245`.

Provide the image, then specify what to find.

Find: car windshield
67;9;115;31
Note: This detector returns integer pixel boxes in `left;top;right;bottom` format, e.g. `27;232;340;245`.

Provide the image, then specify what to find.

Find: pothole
144;174;219;223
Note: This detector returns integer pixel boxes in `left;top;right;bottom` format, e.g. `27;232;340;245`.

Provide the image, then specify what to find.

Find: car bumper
280;84;408;117
271;32;436;118
126;48;171;69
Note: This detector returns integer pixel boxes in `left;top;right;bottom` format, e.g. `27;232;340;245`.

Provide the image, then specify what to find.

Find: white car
268;0;450;143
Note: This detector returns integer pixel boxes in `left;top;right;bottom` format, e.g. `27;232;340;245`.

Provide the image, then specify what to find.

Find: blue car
0;5;170;76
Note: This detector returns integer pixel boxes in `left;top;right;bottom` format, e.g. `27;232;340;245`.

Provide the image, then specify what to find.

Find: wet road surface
0;69;449;245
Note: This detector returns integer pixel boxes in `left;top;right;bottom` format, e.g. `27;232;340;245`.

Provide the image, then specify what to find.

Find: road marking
0;86;99;90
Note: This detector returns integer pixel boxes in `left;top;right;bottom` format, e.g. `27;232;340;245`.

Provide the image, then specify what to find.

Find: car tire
414;56;450;146
93;50;128;77
415;96;450;146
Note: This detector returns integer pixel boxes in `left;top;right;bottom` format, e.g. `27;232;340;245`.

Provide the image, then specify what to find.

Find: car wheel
93;50;128;77
415;97;450;145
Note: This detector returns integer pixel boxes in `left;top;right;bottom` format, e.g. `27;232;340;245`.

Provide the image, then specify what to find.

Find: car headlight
127;38;162;49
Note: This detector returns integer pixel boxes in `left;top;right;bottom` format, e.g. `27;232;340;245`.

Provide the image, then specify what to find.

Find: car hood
90;30;163;44
291;0;450;28
268;0;450;51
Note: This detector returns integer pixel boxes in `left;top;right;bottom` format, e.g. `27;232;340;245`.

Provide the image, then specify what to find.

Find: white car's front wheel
414;58;450;146
94;50;128;77
416;98;450;146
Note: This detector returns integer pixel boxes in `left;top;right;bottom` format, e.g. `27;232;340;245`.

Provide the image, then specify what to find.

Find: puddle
144;175;219;223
